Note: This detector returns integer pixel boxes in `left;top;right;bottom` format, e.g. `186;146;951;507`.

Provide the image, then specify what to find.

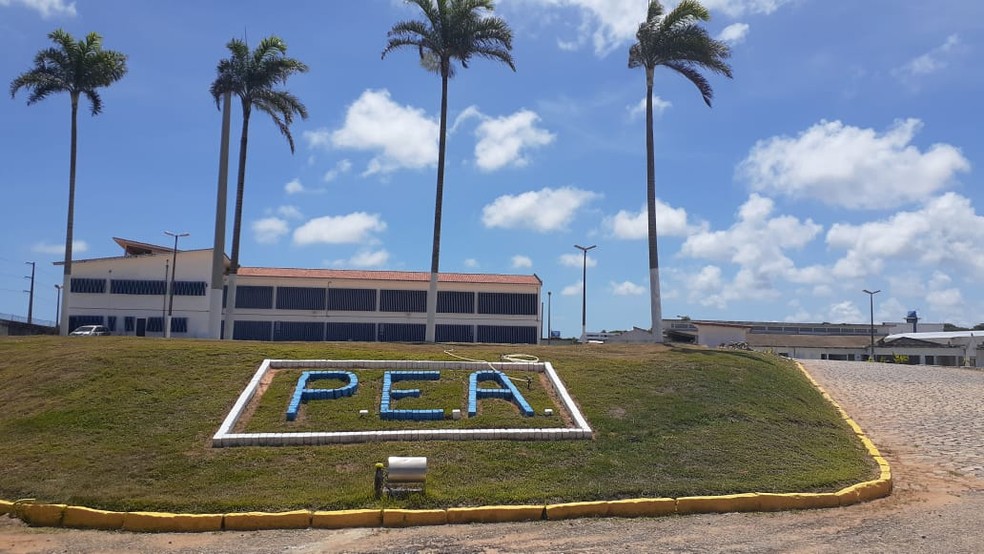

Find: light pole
863;289;880;361
547;291;552;343
164;231;189;338
24;261;35;324
575;244;596;343
54;284;62;329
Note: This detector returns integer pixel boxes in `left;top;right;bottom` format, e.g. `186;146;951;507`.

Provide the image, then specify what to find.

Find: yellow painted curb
676;493;760;515
223;510;312;531
311;509;383;529
0;500;12;516
17;502;66;527
62;506;125;530
382;508;447;527
606;497;676;518
757;492;836;511
122;511;223;532
446;505;544;524
544;500;610;520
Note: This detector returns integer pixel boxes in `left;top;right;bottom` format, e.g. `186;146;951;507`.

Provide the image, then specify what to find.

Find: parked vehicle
69;325;111;336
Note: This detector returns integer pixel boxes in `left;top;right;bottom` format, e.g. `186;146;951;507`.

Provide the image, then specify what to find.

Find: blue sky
2;0;982;335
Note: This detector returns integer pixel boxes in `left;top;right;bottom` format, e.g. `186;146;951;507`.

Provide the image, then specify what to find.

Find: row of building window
231;320;537;344
71;278;207;296
67;315;188;333
232;286;537;316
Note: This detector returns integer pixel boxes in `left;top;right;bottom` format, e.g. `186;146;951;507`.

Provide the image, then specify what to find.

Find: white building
63;238;542;344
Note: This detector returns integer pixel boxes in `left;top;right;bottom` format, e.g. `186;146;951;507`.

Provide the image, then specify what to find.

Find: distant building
61;237;542;344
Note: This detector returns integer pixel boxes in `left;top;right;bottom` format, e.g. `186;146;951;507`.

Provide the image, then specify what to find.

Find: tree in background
383;0;515;342
10;29;127;335
209;36;308;276
629;0;732;342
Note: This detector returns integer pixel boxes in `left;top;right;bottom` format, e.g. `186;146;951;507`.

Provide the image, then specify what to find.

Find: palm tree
10;29;127;336
209;36;308;276
383;0;515;343
628;0;732;343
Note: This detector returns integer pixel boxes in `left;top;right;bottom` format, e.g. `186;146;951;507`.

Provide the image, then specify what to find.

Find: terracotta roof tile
238;267;541;285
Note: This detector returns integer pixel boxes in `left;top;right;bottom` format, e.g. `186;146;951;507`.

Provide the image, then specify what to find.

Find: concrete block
311;509;383;529
62;506;125;530
606;498;676;518
382;508;447;527
223;510;312;530
122;511;223;532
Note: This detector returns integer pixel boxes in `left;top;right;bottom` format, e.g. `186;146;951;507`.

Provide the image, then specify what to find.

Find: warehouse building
62;238;542;344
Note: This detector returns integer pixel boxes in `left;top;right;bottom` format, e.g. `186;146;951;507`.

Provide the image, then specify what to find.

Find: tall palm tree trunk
645;70;663;343
425;69;450;343
60;94;80;336
230;106;251;274
224;106;250;340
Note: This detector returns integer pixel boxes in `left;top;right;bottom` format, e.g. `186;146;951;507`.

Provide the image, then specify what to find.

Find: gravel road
2;359;982;553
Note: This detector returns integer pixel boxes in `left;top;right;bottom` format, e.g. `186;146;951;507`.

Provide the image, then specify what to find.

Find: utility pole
164;231;189;338
574;244;596;343
24;261;35;324
863;289;880;361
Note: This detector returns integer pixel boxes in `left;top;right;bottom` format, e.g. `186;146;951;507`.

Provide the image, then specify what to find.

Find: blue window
377;323;425;342
478;293;537;315
380;290;426;312
273;321;324;341
70;278;106;294
436;324;473;343
326;322;376;341
438;291;474;313
327;288;376;311
235;286;274;309
111;279;167;295
276;287;326;310
477;325;537;344
233;321;272;341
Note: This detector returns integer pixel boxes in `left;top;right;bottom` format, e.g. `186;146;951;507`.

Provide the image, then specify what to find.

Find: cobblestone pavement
803;359;984;480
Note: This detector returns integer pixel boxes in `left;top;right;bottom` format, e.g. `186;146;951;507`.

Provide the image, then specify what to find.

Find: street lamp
574;244;596;343
863;289;880;361
164;231;189;338
54;284;62;329
547;291;552;343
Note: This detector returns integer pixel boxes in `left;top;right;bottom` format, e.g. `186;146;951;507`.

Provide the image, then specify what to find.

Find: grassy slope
0;337;874;512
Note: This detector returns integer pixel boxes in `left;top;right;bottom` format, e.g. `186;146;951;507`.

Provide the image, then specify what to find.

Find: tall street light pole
547;291;552;343
54;284;62;330
24;261;35;324
575;244;596;343
164;231;189;338
863;289;880;361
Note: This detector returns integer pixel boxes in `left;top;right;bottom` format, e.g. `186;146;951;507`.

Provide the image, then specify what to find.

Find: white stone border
212;359;592;447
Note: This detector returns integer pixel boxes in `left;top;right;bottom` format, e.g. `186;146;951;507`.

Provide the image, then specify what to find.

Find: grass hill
0;337;874;512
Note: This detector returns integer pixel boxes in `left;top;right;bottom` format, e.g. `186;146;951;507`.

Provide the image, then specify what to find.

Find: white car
70;325;112;336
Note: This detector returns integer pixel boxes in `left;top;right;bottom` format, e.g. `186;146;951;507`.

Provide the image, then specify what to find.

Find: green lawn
0;337;875;512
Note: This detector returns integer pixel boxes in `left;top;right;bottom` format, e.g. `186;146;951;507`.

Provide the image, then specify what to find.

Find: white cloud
0;0;76;18
323;159;352;182
510;0;789;55
482;187;601;232
559;253;597;268
252;217;289;244
31;240;88;255
561;281;583;296
284;178;305;195
303;129;331;150
293;212;387;245
828;193;984;279
894;34;961;80
605;200;701;239
739;119;970;209
611;280;645;296
473;110;555;171
680;194;826;308
276;205;304;220
338;249;390;268
464;258;479;269
717;22;749;45
321;89;439;175
511;255;533;269
699;0;792;18
825;301;862;324
627;96;671;120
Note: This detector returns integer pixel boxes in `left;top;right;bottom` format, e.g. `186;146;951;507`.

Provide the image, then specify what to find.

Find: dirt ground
2;360;982;553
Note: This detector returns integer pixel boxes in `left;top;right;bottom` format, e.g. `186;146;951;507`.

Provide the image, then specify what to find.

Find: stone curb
3;360;891;532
